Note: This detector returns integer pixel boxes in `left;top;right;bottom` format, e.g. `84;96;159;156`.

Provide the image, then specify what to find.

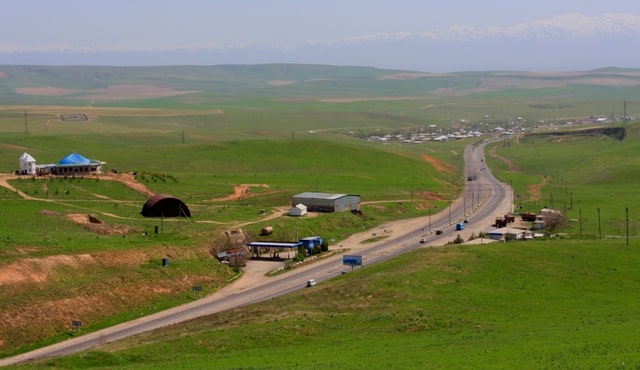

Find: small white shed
19;152;37;175
289;203;307;217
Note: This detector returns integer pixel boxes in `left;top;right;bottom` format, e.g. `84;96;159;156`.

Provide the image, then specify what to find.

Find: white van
306;279;316;287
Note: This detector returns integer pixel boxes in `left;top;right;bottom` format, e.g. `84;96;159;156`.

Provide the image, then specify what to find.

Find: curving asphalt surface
0;141;513;367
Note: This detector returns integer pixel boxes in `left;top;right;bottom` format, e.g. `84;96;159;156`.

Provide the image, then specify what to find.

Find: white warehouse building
291;192;361;213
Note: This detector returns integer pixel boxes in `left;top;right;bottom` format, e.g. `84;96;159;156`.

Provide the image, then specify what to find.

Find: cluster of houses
366;129;485;144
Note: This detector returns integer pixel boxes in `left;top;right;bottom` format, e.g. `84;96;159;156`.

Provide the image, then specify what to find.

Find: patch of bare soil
420;154;456;173
84;84;203;101
100;172;154;196
527;177;547;201
0;142;29;151
0;244;229;353
14;84;202;101
209;184;271;202
317;96;426;103
378;72;441;80
418;191;447;202
0;267;218;351
488;146;518;171
0;249;168;286
0;254;95;284
65;213;139;235
15;86;79;96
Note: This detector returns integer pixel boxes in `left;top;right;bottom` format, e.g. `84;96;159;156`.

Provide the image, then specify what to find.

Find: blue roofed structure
30;152;105;175
59;152;92;165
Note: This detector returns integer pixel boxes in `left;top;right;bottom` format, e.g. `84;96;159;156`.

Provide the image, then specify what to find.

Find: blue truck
455;222;465;230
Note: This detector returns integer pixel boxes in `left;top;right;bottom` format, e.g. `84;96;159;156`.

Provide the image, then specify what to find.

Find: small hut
289;203;307;217
141;194;191;217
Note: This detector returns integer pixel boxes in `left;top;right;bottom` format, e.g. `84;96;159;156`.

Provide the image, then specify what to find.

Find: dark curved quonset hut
141;194;191;217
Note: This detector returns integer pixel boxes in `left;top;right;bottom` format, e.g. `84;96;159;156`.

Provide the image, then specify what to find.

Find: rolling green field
24;238;640;369
487;125;640;238
1;64;640;368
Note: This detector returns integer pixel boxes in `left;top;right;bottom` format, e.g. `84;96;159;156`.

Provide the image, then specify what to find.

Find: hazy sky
2;0;640;71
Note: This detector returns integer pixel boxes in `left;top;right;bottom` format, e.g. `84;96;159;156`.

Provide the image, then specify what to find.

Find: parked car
306;279;316;287
435;229;444;235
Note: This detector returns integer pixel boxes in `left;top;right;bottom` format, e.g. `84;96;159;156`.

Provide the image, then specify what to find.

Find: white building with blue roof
18;152;104;176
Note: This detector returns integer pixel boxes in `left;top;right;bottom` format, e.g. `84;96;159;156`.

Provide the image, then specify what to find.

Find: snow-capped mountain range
2;13;639;72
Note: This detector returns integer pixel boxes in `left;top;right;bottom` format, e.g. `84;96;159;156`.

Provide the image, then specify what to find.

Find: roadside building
488;227;531;241
291;192;360;213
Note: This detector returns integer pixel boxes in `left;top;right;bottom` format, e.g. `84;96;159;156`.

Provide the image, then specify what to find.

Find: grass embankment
22;238;640;369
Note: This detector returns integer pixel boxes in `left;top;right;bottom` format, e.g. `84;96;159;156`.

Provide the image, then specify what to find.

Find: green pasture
22;238;640;369
0;107;466;357
487;123;640;238
2;65;640;365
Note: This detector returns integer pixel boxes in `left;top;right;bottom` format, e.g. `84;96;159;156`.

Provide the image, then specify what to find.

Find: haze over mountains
2;13;639;72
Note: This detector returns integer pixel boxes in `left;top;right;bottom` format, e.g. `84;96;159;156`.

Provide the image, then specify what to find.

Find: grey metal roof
293;192;348;200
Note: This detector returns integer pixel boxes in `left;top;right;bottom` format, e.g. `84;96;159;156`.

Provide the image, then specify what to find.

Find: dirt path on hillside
420;154;456;173
0;174;39;200
527;177;547;201
0;172;154;199
208;184;272;202
488;145;518;171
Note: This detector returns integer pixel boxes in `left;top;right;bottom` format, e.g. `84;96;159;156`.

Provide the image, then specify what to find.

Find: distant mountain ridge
1;13;638;72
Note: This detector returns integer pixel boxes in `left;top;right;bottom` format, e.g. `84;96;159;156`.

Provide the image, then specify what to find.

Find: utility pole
598;207;601;239
579;209;582;237
626;207;629;246
463;197;466;219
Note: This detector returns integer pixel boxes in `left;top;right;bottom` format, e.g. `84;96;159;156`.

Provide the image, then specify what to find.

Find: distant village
352;114;631;144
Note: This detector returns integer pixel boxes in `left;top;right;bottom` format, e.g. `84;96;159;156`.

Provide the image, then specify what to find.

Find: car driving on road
306;279;316;287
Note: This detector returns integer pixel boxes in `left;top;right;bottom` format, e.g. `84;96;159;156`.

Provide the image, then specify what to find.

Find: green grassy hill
21;239;640;369
2;64;640;367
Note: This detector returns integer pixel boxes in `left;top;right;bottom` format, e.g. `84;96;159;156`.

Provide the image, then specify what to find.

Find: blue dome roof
59;153;91;165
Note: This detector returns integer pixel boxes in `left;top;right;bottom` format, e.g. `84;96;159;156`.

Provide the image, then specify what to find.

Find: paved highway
0;140;512;367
